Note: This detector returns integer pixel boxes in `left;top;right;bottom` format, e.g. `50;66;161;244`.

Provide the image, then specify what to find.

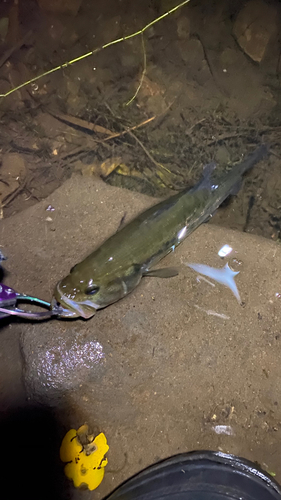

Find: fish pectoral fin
143;267;179;278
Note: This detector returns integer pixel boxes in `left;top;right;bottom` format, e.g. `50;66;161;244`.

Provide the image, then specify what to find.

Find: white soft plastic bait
187;262;241;303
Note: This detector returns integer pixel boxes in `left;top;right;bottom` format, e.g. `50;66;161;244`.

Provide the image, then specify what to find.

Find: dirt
0;0;280;236
1;0;281;498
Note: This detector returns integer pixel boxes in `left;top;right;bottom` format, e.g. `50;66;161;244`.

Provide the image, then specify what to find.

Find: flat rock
1;174;281;498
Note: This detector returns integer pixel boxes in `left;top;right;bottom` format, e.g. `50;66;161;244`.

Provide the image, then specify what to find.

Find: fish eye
85;285;100;295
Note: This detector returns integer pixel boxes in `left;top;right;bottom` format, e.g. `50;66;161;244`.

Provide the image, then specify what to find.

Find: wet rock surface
22;328;106;403
1;174;281;498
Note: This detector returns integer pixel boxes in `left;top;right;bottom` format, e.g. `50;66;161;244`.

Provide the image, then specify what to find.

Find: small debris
218;244;232;258
212;425;235;436
268;471;276;477
196;275;215;287
194;305;230;320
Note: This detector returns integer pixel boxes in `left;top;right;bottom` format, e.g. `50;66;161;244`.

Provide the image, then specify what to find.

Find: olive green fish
51;145;267;319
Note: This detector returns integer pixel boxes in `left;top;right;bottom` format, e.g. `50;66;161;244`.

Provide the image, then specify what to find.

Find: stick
49;111;114;136
126;33;147;106
102;116;155;142
128;129;171;174
1;177;27;208
59;116;155;161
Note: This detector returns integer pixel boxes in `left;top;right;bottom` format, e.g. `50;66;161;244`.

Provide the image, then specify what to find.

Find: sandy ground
1;173;281;498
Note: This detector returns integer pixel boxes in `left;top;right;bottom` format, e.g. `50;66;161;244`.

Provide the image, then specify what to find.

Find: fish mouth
51;298;79;318
51;295;98;319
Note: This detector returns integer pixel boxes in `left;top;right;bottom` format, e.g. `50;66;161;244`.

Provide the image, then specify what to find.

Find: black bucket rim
105;450;281;499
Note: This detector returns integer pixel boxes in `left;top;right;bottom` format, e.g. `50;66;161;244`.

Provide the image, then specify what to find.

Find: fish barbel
51;145;267;319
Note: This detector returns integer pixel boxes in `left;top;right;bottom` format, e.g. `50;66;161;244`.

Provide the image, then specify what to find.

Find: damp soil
0;0;281;239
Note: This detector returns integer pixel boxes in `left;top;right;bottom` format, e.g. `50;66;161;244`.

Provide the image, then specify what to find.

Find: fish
51;145;267;319
187;262;241;302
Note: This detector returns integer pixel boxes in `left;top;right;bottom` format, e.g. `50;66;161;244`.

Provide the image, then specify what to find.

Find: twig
50;110;155;145
126;33;147;106
60;145;89;160
58;114;161;164
1;178;27;208
185;118;206;136
49;111;114;136
194;33;229;97
128;129;171;174
207;132;246;146
102;116;155;142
